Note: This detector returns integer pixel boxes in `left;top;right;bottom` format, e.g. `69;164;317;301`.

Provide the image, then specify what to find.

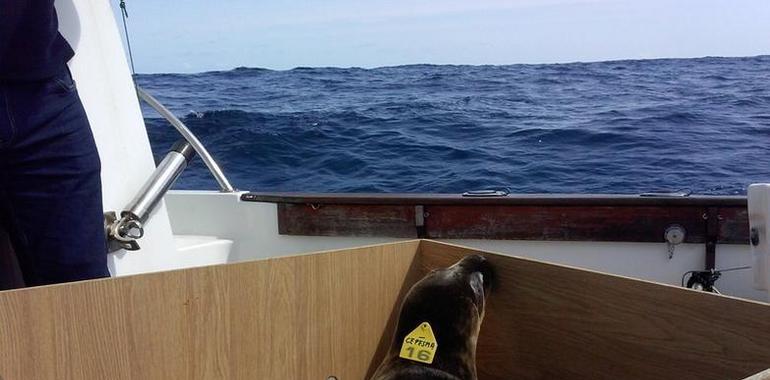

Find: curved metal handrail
136;86;235;192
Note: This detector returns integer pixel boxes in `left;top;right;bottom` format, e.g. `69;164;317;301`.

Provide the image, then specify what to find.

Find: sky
112;0;770;73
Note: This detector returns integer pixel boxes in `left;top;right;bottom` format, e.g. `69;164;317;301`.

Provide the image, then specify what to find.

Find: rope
119;0;137;75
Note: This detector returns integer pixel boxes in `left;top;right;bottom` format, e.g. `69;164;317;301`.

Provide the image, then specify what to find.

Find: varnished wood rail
242;192;750;244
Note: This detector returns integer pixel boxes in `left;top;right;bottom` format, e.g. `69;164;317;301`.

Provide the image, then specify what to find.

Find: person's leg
0;67;109;286
0;218;25;290
0;79;26;290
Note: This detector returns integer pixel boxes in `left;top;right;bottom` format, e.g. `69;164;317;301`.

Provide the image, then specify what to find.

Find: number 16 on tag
399;322;438;364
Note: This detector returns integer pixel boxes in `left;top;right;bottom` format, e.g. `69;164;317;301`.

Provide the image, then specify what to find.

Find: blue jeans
0;66;110;287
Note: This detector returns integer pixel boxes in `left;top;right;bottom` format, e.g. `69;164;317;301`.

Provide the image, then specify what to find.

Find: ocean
137;55;770;195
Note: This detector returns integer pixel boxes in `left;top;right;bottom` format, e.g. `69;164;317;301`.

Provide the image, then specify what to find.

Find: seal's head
371;254;494;380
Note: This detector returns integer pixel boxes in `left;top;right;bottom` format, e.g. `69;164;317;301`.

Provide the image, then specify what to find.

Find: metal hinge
462;189;510;197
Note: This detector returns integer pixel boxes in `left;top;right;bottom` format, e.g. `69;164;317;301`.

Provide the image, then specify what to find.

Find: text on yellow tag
399;322;438;364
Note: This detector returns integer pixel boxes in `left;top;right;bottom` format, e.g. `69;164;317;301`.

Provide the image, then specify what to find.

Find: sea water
137;55;770;194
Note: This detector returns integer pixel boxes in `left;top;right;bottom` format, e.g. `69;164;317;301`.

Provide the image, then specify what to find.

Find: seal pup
370;254;494;380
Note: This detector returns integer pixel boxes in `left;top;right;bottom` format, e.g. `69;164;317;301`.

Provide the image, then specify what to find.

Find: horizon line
132;54;770;76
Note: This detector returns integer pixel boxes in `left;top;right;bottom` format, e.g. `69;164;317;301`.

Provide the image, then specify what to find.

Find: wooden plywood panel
744;369;770;380
0;240;422;380
418;240;770;380
3;239;767;380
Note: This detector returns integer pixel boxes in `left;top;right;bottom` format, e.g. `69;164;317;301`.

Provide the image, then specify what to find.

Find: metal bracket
704;207;720;270
684;266;750;293
104;211;141;253
640;189;692;197
664;224;686;259
415;205;426;238
462;189;510;197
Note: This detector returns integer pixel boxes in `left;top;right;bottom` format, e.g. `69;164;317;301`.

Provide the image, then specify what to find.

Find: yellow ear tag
399;322;438;364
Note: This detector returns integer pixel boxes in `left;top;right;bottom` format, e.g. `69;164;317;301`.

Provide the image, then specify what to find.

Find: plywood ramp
0;241;421;380
419;240;770;380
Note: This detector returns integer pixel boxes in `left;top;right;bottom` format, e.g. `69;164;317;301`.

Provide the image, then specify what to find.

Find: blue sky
113;0;770;73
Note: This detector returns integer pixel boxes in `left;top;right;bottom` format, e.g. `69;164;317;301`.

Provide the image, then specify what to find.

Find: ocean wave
138;55;770;194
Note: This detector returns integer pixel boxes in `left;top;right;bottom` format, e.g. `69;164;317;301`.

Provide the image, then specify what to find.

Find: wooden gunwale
242;192;750;246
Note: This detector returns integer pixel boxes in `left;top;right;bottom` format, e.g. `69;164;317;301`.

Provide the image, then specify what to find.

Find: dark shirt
0;0;74;81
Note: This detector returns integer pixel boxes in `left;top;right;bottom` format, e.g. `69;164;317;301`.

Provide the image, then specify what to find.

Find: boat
1;0;769;378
